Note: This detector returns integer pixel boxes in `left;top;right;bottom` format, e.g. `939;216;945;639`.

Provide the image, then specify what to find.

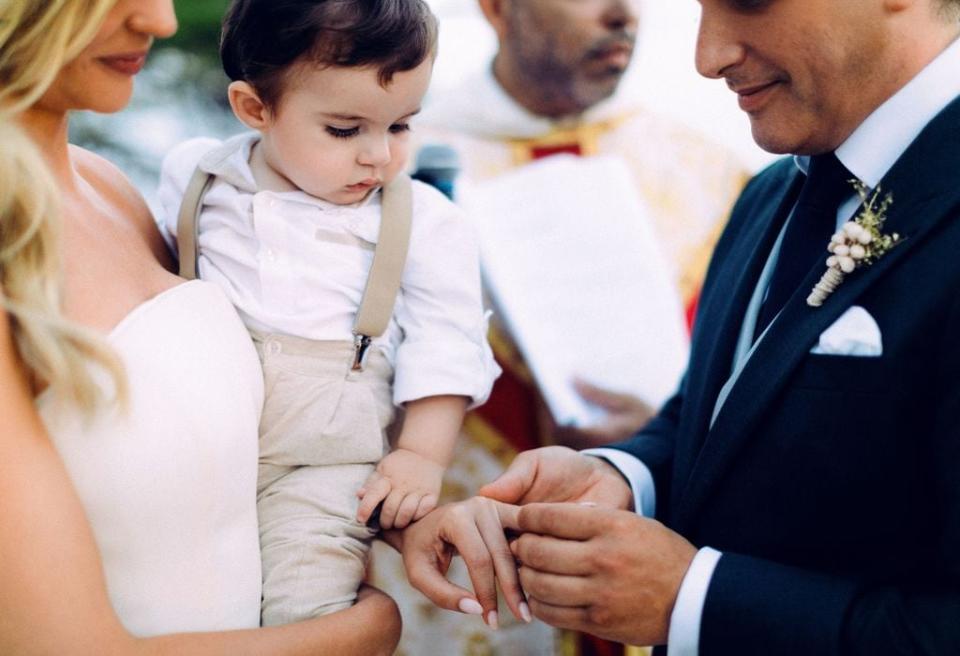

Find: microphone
411;143;460;200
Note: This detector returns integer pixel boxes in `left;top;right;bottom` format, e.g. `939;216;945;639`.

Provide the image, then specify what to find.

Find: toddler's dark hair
221;0;438;109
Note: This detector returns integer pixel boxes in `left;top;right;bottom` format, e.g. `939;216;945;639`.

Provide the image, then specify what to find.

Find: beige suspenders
175;168;413;370
176;166;215;282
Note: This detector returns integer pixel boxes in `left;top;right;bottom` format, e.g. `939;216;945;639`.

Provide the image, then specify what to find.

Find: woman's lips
98;53;147;76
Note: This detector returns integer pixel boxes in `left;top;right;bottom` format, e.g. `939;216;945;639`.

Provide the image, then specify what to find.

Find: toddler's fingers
357;470;383;498
414;494;439;521
393;493;422;529
356;477;391;523
379;489;406;530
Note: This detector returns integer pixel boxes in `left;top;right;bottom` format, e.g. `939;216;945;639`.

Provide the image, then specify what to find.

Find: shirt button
266;340;282;356
265;248;276;262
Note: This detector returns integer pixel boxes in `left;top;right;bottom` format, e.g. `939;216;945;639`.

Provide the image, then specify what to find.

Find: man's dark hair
220;0;437;109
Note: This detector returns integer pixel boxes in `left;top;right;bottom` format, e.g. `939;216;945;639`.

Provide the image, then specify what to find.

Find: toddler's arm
357;394;467;529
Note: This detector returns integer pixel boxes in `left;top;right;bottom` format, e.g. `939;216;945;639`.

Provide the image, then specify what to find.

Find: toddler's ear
228;81;271;130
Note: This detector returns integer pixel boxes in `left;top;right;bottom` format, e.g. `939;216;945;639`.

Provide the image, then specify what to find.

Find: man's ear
228;80;271;130
477;0;509;39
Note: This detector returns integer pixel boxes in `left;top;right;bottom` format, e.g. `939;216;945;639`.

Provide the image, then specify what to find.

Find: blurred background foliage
70;0;239;200
164;0;228;60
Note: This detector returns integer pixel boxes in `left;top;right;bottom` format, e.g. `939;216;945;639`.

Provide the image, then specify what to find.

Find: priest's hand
554;379;655;449
479;446;634;511
511;503;696;646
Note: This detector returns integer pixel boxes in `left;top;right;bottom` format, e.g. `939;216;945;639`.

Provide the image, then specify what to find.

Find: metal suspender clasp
352;333;372;371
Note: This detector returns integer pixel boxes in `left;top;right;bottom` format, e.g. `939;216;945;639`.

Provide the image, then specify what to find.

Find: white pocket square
810;305;883;357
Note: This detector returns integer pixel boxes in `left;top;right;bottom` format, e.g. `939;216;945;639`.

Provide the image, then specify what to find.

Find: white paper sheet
461;155;689;426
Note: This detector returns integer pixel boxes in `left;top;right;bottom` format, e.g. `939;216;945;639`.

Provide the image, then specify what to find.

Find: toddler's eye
326;126;359;139
389;123;411;134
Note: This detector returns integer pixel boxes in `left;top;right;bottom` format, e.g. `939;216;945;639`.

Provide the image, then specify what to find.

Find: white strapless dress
38;280;263;636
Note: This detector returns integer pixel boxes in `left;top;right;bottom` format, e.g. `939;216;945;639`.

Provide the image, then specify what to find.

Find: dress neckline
108;279;204;340
34;280;206;407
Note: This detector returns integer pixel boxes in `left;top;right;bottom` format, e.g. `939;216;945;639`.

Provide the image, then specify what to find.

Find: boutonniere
807;181;902;307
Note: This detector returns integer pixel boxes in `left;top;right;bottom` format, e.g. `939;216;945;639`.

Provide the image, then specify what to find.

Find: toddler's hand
357;448;444;529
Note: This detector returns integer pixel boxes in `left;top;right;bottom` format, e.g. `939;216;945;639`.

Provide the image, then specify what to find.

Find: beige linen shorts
252;332;395;626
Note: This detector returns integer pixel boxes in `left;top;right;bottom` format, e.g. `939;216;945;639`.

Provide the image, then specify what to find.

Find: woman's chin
87;91;135;115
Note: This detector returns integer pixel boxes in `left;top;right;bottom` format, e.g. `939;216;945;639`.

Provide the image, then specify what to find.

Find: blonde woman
0;1;399;653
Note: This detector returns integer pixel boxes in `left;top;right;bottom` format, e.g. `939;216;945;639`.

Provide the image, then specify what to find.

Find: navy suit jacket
611;95;960;655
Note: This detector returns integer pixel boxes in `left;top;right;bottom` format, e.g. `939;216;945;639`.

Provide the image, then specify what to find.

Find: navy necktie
754;153;854;339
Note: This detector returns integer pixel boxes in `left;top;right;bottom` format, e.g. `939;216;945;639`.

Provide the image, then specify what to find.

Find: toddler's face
258;59;433;205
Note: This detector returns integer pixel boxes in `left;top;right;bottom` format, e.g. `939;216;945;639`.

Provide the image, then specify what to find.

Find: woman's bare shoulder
69;145;172;264
70;146;141;202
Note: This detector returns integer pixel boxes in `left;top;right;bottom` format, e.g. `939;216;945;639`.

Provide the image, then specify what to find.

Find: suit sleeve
699;291;960;656
603;378;685;520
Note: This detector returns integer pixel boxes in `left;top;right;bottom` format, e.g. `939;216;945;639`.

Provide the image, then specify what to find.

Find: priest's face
502;0;640;116
694;0;901;155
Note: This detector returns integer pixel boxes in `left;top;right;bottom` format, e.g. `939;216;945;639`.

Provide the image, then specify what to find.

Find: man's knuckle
587;604;611;627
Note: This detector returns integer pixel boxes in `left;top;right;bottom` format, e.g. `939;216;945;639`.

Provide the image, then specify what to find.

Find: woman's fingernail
486;610;499;630
458;598;484;615
519;602;532;623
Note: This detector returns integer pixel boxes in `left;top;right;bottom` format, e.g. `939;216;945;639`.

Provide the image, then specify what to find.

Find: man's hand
398;497;529;629
479;446;633;510
554;379;655;449
510;503;697;646
357;448;444;529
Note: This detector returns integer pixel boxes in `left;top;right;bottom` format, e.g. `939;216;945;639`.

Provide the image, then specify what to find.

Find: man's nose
601;0;640;33
694;5;746;80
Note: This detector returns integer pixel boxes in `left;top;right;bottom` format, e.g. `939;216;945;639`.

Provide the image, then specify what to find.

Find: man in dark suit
398;0;960;653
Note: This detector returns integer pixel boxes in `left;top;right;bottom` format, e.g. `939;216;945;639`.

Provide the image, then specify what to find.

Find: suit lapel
674;96;960;531
671;169;803;504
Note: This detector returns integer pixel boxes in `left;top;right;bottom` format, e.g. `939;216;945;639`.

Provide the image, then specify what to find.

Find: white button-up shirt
158;133;499;408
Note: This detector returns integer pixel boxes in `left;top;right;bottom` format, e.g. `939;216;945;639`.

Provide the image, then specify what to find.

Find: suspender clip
352;333;372;371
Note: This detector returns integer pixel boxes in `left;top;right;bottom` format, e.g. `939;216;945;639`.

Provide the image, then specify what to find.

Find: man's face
695;0;895;155
504;0;640;115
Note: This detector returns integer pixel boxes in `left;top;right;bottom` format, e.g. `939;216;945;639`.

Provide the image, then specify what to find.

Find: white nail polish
486;610;499;630
458;598;483;615
519;602;532;623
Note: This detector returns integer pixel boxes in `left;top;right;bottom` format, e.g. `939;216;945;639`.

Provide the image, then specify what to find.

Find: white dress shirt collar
796;36;960;186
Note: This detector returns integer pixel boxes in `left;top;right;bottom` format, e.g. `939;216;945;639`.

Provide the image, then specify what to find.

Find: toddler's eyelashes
326;125;359;138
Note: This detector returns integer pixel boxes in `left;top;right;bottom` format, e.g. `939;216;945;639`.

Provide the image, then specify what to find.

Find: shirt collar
796;35;960;186
198;131;380;210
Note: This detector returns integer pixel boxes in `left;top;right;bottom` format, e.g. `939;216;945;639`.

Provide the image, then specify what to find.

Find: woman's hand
398;497;529;630
351;585;402;656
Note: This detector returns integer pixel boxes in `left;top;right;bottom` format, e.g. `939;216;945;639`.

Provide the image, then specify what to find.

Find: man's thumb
479;456;534;503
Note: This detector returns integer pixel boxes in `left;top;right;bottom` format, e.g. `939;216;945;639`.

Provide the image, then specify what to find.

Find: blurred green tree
163;0;229;60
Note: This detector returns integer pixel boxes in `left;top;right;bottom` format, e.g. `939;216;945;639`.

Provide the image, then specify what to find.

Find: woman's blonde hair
0;0;127;411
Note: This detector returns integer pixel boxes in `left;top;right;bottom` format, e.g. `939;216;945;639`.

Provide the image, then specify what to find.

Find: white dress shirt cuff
667;546;723;656
581;448;655;517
